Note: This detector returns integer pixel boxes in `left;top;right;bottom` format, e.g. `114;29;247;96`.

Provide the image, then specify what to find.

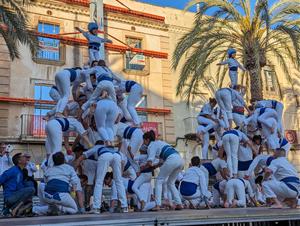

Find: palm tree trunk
248;67;263;100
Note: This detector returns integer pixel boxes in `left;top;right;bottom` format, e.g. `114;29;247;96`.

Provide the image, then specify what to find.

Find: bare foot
270;203;283;209
174;204;183;210
224;202;230;208
231;199;238;208
152;206;160;211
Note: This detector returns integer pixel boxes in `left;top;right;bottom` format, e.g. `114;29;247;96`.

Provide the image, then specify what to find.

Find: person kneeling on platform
224;178;257;208
33;152;84;215
180;156;211;209
262;148;299;208
0;153;35;217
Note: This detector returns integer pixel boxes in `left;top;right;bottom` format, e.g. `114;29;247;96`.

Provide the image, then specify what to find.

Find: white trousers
132;172;152;202
274;102;284;134
123;165;137;180
129;129;145;156
260;118;279;150
233;113;245;127
118;98;132;122
226;179;246;207
93;152;127;209
196;125;210;159
222;134;240;177
197;116;216;132
82;159;97;185
262;179;298;199
216;89;232;120
55;70;71;114
127;84;143;125
45;120;62;155
82;80;117;111
49;86;61;102
89;49;100;63
94;99;119;142
155;154;183;206
229;71;238;87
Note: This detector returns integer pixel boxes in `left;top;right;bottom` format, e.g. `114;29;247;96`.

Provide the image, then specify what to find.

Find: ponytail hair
143;130;156;143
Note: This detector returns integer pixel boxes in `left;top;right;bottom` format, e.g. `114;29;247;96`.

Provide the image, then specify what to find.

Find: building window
125;37;146;71
264;70;277;92
34;83;54;116
137;95;148;122
34;22;65;65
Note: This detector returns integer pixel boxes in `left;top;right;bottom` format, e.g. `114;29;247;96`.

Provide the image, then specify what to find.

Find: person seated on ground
33;152;84;215
262;148;299;208
0;153;35;217
179;156;211;209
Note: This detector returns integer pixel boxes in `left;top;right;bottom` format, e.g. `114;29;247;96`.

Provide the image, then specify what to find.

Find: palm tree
172;0;300;104
0;0;38;60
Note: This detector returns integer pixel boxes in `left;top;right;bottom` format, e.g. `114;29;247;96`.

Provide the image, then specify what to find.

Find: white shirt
147;140;171;162
238;145;253;162
246;154;273;176
256;100;281;109
115;122;129;138
83;144;107;160
223;129;249;143
219;58;246;71
63;117;86;136
268;157;299;181
44;164;81;191
244;108;278;128
182;166;210;197
26;161;37;177
211;158;228;171
0;155;13;175
199;103;213;116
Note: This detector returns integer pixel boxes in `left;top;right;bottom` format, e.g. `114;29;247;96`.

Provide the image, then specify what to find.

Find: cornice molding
34;0;89;15
105;14;169;32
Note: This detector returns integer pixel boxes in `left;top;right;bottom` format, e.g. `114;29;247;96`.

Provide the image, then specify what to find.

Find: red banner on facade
142;122;159;138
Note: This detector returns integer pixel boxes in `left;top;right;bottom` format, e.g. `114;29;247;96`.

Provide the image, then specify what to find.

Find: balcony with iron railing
20;114;164;142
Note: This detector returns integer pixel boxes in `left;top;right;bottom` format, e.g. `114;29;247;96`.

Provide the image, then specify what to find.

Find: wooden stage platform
0;207;299;226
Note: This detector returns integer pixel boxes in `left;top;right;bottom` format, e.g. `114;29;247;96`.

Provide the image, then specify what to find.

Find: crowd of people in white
0;23;299;217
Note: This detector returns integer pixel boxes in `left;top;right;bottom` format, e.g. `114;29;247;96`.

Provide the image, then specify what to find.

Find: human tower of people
0;22;299;217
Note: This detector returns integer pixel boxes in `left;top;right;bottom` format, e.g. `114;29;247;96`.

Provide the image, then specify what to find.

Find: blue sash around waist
213;181;220;192
280;138;288;147
202;162;217;176
229;66;238;71
127;180;135;194
52;85;58;91
65;69;77;82
45;179;70;195
88;42;101;50
281;177;300;194
125;81;136;93
98;147;118;156
124;160;131;171
266;156;275;166
123;127;137;139
223;130;239;137
159;145;178;161
200;124;215;134
238;160;253;171
55;118;70;132
180;181;197;196
271;100;277;109
97;74;113;83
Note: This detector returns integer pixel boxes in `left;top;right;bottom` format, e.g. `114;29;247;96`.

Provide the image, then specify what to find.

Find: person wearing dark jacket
0;153;35;217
